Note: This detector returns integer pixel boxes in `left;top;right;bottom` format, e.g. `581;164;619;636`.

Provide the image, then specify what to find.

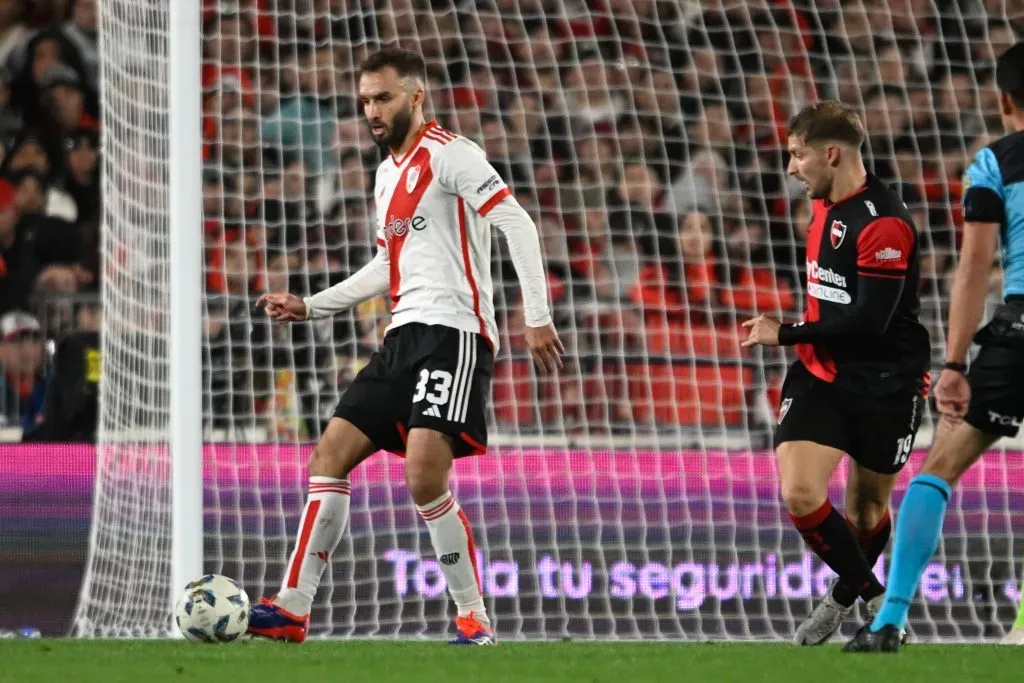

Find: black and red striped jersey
778;174;930;397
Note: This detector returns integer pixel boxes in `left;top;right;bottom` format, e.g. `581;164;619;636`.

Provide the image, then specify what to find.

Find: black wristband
943;361;967;375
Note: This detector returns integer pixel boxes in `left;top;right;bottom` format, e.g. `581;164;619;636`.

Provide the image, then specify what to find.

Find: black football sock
790;499;886;606
831;510;892;607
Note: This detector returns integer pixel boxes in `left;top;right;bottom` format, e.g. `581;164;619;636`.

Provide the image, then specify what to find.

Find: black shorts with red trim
774;360;924;475
333;323;493;458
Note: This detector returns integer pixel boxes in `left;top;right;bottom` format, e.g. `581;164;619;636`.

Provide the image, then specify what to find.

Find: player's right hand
525;323;564;375
934;368;970;423
256;292;307;323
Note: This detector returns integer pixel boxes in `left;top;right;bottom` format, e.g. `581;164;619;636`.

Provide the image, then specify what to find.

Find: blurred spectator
202;12;256;95
0;180;29;315
563;53;623;129
11;29;89;125
22;296;99;442
4;131;77;220
0;310;49;432
0;67;21;142
262;41;343;173
631;210;725;326
61;126;99;225
316;147;370;219
722;217;796;315
5;131;50;177
667;147;729;215
569;206;640;304
0;2;29;69
59;0;98;94
9;168;47;216
570;134;617;188
33;64;96;167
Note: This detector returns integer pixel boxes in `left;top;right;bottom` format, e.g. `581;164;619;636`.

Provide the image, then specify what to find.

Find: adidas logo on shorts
422;405;442;418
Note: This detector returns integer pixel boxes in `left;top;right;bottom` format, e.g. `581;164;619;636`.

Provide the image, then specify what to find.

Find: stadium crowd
0;0;1018;441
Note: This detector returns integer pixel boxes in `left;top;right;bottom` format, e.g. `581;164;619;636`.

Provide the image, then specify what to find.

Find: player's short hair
358;46;426;82
788;100;866;149
996;40;1024;109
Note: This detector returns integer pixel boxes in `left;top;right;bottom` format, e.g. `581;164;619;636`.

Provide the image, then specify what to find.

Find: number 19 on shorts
893;433;913;466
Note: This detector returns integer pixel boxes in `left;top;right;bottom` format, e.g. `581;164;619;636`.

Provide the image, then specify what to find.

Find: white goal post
75;0;1024;640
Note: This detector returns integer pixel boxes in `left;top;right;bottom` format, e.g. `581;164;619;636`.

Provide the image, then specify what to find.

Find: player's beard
372;106;415;152
807;176;832;200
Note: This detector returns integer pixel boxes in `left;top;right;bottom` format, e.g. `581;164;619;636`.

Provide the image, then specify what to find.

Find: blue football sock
871;473;952;630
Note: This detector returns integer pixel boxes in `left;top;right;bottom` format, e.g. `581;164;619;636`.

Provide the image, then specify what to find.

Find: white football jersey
373;120;511;352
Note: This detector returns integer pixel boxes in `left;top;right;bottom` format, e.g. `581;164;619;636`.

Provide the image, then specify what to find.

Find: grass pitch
1;639;1017;683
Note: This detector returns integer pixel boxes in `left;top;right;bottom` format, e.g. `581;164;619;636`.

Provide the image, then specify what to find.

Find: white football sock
275;476;351;616
417;491;489;626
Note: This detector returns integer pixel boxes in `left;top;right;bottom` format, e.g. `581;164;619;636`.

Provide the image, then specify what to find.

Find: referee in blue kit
846;40;1024;652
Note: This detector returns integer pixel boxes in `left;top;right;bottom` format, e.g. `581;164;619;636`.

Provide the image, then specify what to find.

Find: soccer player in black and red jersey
743;101;930;645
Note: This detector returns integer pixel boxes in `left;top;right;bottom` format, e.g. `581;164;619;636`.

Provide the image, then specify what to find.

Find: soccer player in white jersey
248;47;562;645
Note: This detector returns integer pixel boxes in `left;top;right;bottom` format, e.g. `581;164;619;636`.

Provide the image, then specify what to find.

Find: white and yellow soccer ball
174;574;250;643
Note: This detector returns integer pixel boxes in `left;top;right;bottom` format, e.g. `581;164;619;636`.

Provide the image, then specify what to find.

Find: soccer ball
174;574;250;643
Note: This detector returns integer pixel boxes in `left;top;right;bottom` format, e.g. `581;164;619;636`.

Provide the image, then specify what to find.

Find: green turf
0;640;1018;683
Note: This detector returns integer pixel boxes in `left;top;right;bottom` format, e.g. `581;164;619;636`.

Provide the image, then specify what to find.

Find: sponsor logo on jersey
808;282;852;304
383;214;428;241
406;165;421;194
830;220;847;249
806;260;847;288
988;411;1022;427
875;247;902;261
476;174;502;195
865;200;878;216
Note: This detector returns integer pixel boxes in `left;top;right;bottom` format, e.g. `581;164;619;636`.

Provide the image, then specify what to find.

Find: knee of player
404;460;448;505
779;479;828;517
307;446;348;478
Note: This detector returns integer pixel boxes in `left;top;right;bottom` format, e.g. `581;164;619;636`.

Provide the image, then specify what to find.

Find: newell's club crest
405;165;420;194
830;220;847;249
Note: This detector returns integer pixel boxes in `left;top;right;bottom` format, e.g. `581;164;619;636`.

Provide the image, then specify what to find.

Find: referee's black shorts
774;360;925;475
333;323;493;458
963;344;1024;437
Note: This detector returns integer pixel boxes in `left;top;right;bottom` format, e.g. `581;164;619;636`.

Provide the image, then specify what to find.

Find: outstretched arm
776;274;906;344
258;236;390;323
303;248;390;320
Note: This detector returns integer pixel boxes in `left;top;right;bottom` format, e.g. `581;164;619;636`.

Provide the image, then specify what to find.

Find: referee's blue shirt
963;129;1024;299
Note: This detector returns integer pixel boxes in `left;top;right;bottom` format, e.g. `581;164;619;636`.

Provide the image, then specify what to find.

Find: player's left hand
525;323;565;375
934;368;971;423
741;315;781;347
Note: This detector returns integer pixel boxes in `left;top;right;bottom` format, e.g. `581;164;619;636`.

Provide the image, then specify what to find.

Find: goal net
76;0;1024;640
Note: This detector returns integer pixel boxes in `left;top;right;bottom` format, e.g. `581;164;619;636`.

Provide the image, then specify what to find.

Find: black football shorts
774;360;925;475
333;323;494;457
963;344;1024;437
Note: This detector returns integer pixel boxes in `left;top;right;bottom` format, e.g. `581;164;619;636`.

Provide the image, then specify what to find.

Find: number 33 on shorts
413;369;453;407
